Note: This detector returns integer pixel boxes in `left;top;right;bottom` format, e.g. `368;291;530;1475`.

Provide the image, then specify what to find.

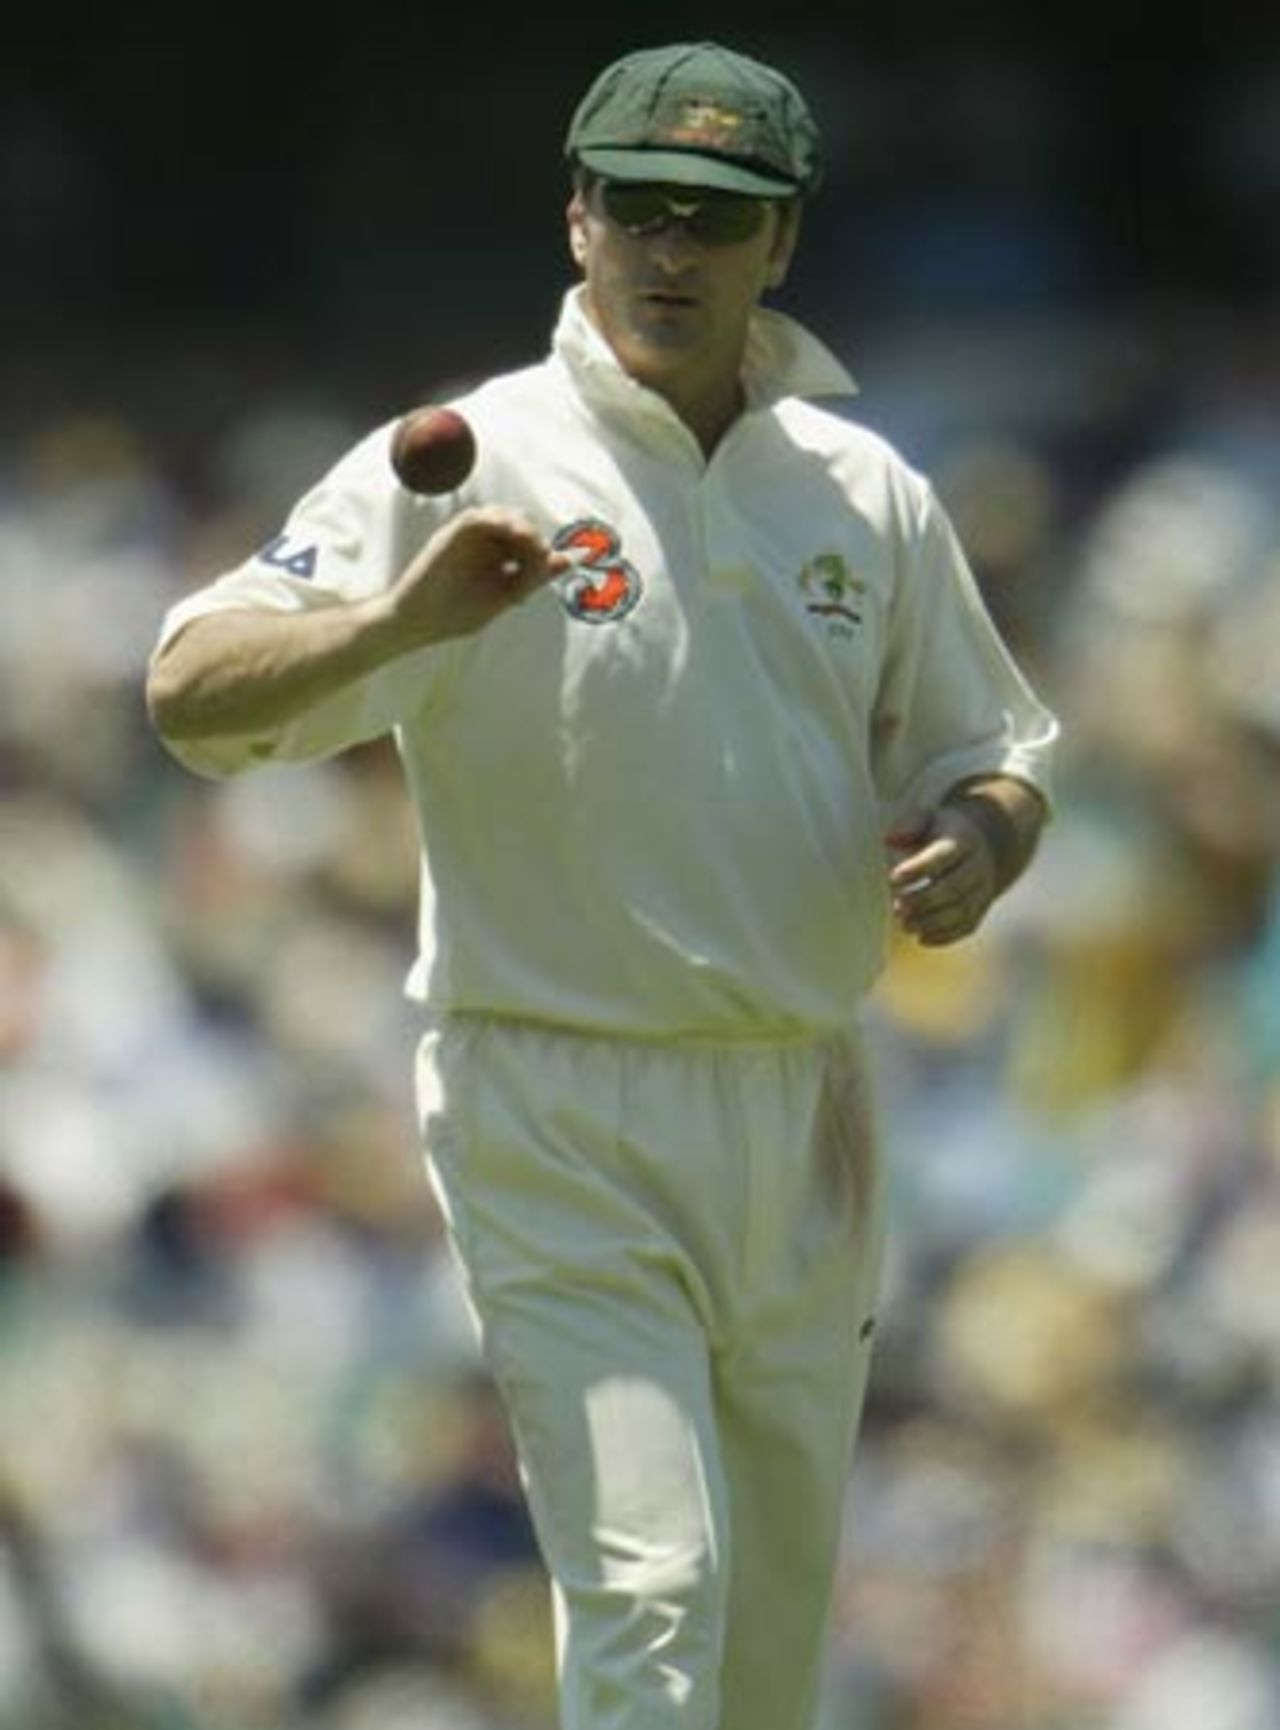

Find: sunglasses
593;180;772;246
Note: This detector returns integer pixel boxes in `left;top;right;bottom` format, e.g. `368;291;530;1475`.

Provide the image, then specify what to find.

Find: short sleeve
871;480;1058;834
151;423;459;777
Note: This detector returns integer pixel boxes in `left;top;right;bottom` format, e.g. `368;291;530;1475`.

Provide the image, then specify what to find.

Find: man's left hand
887;776;1048;947
888;804;1000;947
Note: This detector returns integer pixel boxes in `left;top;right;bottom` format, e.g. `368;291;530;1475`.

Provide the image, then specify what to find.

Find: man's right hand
147;507;570;750
380;507;572;648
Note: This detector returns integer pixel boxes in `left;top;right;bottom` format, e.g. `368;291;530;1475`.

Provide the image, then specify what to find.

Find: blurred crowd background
2;11;1280;1729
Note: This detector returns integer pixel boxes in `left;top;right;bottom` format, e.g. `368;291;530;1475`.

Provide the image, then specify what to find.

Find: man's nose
648;220;701;269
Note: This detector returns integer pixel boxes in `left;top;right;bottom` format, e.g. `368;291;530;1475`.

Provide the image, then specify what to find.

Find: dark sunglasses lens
599;183;767;245
600;185;671;233
690;199;767;243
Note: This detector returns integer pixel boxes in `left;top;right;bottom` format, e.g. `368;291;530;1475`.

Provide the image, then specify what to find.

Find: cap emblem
658;99;746;151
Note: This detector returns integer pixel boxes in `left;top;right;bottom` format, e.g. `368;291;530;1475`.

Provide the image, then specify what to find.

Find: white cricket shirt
154;288;1058;1040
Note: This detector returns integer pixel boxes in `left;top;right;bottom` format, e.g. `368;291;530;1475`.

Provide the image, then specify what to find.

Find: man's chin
618;311;706;370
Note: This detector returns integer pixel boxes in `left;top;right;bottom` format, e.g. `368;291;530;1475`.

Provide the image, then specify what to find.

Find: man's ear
567;193;588;268
765;202;802;290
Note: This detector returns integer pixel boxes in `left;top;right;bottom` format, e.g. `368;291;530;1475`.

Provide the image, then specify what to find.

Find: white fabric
153;288;1058;1040
416;1017;885;1730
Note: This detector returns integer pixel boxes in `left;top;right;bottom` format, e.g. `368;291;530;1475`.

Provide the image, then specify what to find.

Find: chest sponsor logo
798;553;864;638
552;517;643;624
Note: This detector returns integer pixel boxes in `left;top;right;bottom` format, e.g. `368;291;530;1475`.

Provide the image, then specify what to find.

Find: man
147;40;1057;1730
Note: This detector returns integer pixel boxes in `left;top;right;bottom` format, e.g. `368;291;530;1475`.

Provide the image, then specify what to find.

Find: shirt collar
550;285;858;423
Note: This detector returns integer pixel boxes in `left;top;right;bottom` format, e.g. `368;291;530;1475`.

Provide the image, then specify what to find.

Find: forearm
146;596;405;743
941;773;1048;894
148;507;569;749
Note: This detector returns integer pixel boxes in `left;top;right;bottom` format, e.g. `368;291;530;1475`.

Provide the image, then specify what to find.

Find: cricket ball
390;405;477;495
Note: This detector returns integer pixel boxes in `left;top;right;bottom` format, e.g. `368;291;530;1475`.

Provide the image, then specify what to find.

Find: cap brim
575;145;799;198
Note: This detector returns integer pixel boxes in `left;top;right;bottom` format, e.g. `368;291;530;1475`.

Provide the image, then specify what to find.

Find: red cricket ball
389;406;477;496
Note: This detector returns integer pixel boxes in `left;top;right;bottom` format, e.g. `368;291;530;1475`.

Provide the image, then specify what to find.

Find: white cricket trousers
416;1017;886;1730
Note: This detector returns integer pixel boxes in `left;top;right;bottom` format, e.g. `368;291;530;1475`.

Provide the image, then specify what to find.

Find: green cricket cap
565;41;823;199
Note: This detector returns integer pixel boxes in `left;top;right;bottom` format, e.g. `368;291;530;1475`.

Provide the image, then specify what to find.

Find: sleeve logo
551;518;643;624
257;532;318;579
